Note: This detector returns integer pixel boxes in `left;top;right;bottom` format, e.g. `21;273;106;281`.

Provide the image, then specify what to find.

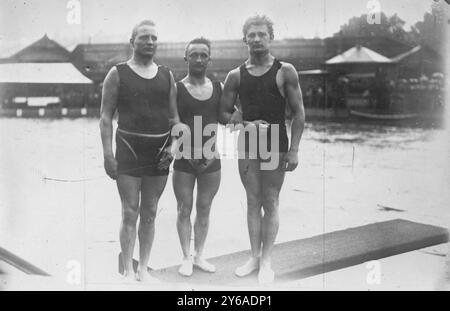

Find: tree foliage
409;1;447;54
335;12;410;43
334;1;448;54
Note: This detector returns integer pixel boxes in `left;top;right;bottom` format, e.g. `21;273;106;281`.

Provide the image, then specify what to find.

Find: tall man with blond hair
220;15;305;284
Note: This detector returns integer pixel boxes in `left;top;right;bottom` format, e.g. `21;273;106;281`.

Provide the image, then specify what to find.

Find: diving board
121;219;449;285
0;246;50;276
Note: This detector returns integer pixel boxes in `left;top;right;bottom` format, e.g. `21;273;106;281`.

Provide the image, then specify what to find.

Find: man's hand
247;120;269;127
157;146;174;170
172;122;191;139
188;157;216;174
104;155;118;179
281;150;299;171
226;109;244;132
228;109;243;125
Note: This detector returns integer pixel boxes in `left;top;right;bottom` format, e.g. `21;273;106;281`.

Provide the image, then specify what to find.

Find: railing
0;246;50;276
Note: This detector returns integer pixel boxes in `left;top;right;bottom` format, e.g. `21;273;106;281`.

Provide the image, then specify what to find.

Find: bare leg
238;158;263;258
193;170;220;272
136;175;168;281
117;175;141;278
259;155;285;283
260;164;285;263
236;158;262;276
173;170;195;260
194;170;220;257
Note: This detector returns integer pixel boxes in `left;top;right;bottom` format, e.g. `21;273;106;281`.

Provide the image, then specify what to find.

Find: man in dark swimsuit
173;38;222;276
100;20;180;283
219;15;305;284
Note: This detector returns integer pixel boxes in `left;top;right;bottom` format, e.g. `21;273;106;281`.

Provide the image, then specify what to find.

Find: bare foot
119;271;136;283
135;269;161;284
193;257;216;273
258;261;275;285
235;257;259;277
178;258;193;277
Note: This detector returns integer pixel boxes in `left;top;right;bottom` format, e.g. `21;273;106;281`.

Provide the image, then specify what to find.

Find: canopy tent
325;45;392;65
0;63;93;84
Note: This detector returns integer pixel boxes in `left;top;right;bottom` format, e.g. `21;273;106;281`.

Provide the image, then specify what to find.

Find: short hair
242;15;274;41
130;20;156;42
185;37;211;56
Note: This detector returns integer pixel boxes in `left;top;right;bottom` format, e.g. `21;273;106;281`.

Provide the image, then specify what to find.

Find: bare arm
159;71;188;169
218;68;240;125
168;70;180;128
99;67;119;178
279;63;305;171
157;70;182;169
283;63;305;153
100;67;119;158
166;72;188;140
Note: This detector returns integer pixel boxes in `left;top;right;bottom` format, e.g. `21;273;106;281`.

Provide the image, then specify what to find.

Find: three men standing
100;15;305;285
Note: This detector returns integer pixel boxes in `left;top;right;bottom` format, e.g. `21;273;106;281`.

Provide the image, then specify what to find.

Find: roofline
9;35;70;59
325;61;394;65
71;38;325;51
390;45;422;62
390;44;443;62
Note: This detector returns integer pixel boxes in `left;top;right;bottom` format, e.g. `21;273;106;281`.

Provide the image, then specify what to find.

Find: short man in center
173;38;222;276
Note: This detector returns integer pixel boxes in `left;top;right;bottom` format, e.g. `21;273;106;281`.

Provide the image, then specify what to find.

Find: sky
0;0;437;57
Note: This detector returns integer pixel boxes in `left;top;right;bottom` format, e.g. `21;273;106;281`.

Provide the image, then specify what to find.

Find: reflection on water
305;121;439;149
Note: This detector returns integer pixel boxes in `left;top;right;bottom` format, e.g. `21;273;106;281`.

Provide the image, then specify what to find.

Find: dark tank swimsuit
238;58;289;157
173;80;221;175
115;62;172;177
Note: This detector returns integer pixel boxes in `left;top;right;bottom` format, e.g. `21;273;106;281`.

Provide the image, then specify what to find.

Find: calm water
0;118;449;284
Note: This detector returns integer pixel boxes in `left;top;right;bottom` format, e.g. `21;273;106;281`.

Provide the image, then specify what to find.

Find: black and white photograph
0;0;449;292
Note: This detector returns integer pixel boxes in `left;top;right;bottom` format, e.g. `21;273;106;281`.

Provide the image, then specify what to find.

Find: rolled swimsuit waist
117;128;170;138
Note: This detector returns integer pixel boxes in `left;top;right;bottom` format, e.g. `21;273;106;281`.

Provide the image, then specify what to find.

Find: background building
0;35;94;116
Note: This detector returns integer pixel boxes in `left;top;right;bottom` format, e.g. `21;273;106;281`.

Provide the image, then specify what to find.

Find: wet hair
185;37;211;56
242;15;274;41
130;20;156;42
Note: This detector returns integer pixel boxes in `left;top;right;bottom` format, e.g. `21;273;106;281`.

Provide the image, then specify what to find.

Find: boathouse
0;35;94;117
